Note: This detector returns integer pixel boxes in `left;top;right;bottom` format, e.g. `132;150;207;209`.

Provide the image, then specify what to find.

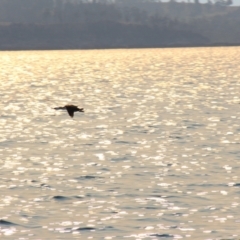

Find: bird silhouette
54;105;84;118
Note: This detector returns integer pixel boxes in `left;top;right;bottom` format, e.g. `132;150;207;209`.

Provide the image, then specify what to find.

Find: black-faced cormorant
54;105;84;118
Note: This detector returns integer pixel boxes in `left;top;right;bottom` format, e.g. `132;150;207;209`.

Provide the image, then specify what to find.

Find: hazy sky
202;0;240;5
173;0;240;5
162;0;240;5
231;0;239;5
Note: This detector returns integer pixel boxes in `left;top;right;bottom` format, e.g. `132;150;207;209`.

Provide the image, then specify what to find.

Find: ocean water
0;47;240;239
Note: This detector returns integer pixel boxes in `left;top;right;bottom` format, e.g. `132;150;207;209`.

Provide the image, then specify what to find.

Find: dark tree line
0;0;239;49
0;0;234;24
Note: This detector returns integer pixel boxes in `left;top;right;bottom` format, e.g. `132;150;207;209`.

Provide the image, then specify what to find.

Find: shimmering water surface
0;47;240;239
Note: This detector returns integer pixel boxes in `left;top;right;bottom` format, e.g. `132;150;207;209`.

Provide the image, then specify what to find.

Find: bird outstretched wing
54;107;65;110
66;108;74;118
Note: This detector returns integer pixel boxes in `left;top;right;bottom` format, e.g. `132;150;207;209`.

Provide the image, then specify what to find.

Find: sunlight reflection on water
0;47;240;239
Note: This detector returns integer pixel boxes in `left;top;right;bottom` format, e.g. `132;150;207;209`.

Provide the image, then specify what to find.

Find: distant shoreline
1;19;239;51
1;42;239;51
1;2;240;52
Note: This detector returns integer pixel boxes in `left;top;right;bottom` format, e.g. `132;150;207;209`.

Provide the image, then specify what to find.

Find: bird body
54;105;84;118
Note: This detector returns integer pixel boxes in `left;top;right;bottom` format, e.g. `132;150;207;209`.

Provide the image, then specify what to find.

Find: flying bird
54;105;84;118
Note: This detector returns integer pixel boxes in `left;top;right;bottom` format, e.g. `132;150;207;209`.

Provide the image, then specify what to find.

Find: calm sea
0;47;240;239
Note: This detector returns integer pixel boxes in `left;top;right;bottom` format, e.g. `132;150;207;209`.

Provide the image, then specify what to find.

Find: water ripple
0;47;240;239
